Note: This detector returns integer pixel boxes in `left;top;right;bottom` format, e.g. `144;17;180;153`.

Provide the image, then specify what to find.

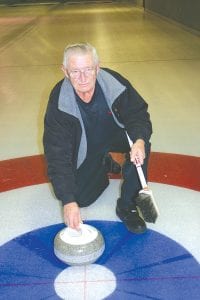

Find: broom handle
135;160;148;189
126;132;148;189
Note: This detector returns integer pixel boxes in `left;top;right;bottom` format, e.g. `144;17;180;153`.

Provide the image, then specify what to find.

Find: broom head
136;189;159;223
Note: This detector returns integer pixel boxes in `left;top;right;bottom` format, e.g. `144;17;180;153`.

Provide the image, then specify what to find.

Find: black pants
75;129;151;209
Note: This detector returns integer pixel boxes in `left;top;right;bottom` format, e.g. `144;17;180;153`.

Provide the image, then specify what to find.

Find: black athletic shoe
116;203;147;234
103;153;121;174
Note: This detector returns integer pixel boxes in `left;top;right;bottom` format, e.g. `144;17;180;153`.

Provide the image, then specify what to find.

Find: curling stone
54;224;105;266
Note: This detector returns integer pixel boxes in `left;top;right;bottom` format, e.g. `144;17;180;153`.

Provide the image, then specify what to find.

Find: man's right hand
63;202;82;230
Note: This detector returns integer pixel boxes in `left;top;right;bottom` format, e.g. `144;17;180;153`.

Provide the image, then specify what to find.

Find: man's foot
103;153;121;174
116;202;147;234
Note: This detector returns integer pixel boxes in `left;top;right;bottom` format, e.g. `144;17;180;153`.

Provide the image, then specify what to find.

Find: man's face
63;53;99;95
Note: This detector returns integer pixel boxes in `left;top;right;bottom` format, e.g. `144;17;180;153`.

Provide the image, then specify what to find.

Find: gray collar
58;69;126;115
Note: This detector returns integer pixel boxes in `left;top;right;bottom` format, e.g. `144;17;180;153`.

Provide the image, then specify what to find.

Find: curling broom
126;133;159;223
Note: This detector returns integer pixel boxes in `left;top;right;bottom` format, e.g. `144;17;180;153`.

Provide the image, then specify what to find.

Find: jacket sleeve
43;85;78;206
110;71;152;144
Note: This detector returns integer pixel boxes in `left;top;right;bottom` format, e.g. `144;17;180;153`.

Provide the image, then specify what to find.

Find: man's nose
79;70;87;81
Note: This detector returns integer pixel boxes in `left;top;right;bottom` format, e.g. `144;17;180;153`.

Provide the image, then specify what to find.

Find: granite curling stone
54;224;105;266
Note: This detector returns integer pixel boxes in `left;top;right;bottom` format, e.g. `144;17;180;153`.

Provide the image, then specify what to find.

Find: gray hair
62;43;99;68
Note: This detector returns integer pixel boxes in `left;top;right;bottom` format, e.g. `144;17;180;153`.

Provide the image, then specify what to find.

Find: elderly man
43;43;152;234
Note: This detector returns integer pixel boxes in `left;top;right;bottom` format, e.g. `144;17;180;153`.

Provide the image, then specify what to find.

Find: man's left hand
130;139;145;165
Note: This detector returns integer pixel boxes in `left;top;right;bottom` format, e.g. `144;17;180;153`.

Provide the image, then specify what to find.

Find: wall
144;0;200;32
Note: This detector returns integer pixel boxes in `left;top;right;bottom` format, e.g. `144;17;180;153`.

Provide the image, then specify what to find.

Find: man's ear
96;64;100;74
61;65;69;78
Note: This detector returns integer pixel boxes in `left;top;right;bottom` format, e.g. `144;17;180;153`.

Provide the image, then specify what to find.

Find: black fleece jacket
43;68;152;205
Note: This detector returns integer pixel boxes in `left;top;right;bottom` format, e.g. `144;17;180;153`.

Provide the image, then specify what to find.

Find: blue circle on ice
0;220;200;299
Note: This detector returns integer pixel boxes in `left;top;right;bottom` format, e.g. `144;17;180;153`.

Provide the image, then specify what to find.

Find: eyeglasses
68;67;96;79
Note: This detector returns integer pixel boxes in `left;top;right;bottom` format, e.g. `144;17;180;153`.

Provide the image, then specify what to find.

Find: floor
0;2;200;299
